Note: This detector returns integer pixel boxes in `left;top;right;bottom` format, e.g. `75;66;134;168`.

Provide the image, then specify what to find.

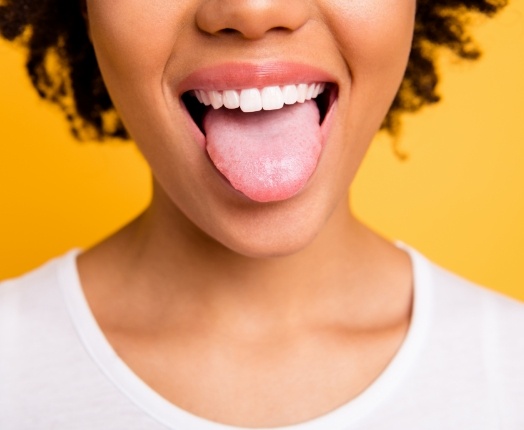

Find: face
85;0;416;257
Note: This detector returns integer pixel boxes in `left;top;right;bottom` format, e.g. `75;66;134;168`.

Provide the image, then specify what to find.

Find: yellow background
1;4;523;300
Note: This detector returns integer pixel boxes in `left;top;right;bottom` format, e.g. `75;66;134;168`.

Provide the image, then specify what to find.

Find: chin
196;195;335;260
219;226;321;260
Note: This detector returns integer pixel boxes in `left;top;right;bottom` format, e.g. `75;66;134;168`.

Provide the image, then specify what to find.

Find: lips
177;63;339;203
178;62;336;93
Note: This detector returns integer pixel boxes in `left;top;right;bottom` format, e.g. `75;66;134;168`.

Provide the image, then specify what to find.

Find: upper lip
177;62;337;94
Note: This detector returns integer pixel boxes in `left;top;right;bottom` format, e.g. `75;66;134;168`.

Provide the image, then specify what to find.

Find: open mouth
181;82;337;135
180;82;338;203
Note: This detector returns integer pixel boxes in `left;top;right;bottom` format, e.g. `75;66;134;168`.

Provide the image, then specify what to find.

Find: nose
195;0;309;40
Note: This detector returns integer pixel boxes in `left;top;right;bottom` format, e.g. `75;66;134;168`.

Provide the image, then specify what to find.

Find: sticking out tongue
203;100;321;202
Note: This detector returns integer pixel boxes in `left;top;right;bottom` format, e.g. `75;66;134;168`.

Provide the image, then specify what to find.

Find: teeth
194;91;203;103
191;82;327;112
261;86;284;111
296;84;308;103
209;90;223;109
306;84;316;100
199;90;211;106
281;85;298;105
223;90;240;109
240;88;263;113
312;84;320;98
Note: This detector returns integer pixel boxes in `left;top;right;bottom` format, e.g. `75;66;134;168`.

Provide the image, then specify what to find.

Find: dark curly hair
0;0;508;141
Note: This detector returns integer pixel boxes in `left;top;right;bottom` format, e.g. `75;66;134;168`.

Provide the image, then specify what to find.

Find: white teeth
240;88;263;112
209;90;223;109
191;82;327;112
261;86;284;111
306;84;316;100
296;84;308;103
200;90;211;106
312;84;320;98
194;91;203;103
223;90;240;109
281;85;298;105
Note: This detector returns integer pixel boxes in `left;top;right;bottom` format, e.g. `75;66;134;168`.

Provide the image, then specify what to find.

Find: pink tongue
204;100;321;202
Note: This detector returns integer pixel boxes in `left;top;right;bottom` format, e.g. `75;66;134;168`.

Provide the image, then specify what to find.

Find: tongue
203;100;322;202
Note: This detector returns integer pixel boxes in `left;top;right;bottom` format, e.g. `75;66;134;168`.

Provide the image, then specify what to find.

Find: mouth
177;65;339;203
181;82;336;135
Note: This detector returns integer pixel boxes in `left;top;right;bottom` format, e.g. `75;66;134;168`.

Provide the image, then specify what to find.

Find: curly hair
0;0;508;141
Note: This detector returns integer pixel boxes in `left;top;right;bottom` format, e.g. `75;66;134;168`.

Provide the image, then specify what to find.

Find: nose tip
195;0;309;40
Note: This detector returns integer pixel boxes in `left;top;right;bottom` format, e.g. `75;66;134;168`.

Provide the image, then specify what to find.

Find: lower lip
181;93;338;203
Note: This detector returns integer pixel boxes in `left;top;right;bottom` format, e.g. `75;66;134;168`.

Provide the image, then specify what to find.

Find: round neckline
57;245;433;430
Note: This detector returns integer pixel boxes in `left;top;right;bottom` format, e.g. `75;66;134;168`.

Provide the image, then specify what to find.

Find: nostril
217;25;289;39
219;28;239;35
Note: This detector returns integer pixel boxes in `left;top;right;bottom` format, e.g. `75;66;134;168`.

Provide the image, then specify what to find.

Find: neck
78;188;411;334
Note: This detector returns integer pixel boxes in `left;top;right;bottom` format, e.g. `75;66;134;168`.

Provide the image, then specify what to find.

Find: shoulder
409;246;524;337
420;252;524;332
409;247;524;402
406;244;524;366
0;251;80;348
403;244;524;318
428;262;524;372
1;254;68;314
0;251;84;388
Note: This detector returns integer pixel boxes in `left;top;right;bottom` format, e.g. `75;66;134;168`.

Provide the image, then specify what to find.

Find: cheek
325;0;416;117
324;0;416;174
311;0;415;193
87;1;169;79
85;0;187;125
86;1;206;204
327;0;415;71
86;0;200;168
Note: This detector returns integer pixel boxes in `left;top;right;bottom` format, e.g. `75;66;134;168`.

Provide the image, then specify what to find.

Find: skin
79;0;416;426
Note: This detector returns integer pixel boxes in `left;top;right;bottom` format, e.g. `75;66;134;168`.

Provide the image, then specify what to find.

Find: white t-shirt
1;247;524;429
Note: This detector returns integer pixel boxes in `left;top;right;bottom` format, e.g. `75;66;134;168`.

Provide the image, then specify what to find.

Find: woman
1;0;523;428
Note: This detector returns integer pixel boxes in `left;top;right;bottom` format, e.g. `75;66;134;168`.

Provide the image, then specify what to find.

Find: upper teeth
192;83;326;113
